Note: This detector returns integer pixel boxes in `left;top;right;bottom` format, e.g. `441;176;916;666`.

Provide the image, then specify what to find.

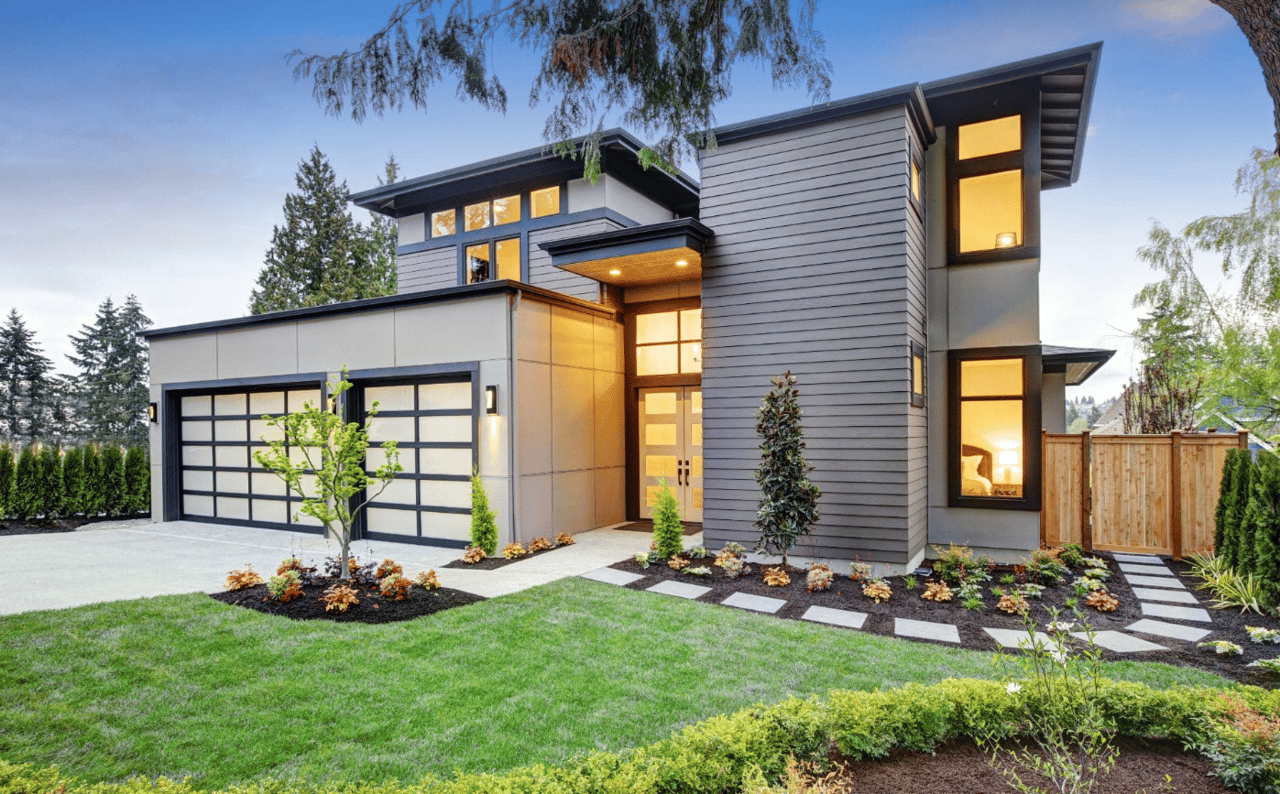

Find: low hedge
1;679;1276;794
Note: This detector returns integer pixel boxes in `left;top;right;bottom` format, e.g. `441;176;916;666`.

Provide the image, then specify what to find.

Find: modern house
143;43;1113;570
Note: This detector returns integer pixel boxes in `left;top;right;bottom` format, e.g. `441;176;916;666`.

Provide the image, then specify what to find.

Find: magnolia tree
753;370;821;567
253;372;402;579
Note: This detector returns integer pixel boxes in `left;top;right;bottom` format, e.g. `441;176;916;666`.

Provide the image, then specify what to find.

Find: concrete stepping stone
801;605;867;629
1125;619;1212;642
1111;553;1163;564
1072;630;1166;653
580;567;645;586
646;580;712;599
722;592;786;614
1126;574;1188;589
1140;602;1212;623
982;627;1057;650
895;617;960;644
1119;563;1174;576
1130;586;1199;604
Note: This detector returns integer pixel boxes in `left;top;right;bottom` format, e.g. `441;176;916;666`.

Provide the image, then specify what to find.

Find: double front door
638;387;702;523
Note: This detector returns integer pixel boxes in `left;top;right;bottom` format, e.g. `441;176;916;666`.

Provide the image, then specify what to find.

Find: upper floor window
431;209;456;238
949;110;1037;262
958;115;1021;160
635;308;702;376
910;341;925;408
466;237;521;283
531;186;560;218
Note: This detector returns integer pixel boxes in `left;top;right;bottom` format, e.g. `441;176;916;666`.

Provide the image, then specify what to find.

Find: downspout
508;290;520;545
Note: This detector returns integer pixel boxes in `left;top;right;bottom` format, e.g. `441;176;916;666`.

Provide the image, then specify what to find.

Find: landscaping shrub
0;442;13;518
651;479;684;559
100;444;126;518
81;444;103;517
1222;449;1256;572
61;446;84;517
12;443;40;521
39;445;64;521
1248;451;1280;611
124;445;149;515
468;470;498;555
753;370;820;566
1216;448;1243;556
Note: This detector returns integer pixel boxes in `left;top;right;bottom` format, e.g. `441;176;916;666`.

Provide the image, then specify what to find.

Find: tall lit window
954;113;1025;255
910;341;925;408
958;358;1023;498
635;308;701;376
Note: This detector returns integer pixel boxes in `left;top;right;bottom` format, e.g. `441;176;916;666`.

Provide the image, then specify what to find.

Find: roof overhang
1042;344;1114;386
349;129;701;219
924;42;1103;190
539;218;714;287
709;83;936;148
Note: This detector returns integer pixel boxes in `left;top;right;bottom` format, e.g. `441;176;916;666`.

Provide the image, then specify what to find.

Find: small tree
651;478;683;559
253;372;402;579
753;371;821;567
1248;451;1280;609
1215;448;1242;555
39;445;64;521
1222;451;1256;573
100;444;126;518
12;444;40;522
124;446;149;515
62;447;84;517
81;444;103;517
468;470;499;555
0;443;13;519
1121;351;1202;434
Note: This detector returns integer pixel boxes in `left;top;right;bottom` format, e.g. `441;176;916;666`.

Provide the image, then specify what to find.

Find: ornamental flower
1046;620;1075;634
1006;682;1022;695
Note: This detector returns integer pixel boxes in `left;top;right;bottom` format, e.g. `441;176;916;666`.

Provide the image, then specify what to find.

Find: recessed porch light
609;269;621;275
675;259;688;267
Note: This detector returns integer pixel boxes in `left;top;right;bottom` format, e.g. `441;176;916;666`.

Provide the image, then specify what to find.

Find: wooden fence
1041;429;1246;558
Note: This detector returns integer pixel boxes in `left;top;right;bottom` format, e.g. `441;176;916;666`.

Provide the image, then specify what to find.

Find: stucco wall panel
393;296;509;364
216;325;299;380
296;310;396;373
150;333;219;385
517;360;552;476
551;364;595;472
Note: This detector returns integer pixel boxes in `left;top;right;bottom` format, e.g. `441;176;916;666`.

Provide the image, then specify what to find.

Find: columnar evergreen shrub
1230;452;1258;576
651;479;684;559
81;444;103;517
1248;451;1280;610
62;447;84;517
754;370;821;567
124;446;149;515
1216;448;1242;556
100;444;126;518
12;444;40;521
0;443;13;519
39;445;64;520
468;470;498;555
1221;451;1253;570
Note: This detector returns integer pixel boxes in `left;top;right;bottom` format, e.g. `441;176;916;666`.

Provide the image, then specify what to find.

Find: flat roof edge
708;83;934;146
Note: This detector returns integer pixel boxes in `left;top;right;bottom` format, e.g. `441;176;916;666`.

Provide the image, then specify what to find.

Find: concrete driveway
0;519;658;616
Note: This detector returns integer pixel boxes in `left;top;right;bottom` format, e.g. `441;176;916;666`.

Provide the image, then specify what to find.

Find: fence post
1170;430;1182;560
1238;429;1250;450
1040;429;1047;549
1080;429;1092;552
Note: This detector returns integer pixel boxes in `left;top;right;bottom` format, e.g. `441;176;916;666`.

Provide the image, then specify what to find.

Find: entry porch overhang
1042;344;1114;386
539;218;714;287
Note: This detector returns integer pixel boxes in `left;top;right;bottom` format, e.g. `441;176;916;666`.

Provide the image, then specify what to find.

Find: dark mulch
828;736;1229;793
441;542;568;570
610;551;1280;686
210;580;485;624
614;520;702;536
0;514;146;537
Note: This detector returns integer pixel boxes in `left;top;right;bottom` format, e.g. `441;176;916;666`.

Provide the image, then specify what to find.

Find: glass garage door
360;377;475;546
179;387;323;530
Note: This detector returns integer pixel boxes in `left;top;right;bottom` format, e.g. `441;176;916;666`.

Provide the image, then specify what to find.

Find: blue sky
0;0;1271;400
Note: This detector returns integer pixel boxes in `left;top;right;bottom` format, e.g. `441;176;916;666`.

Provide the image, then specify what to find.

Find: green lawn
0;578;1230;789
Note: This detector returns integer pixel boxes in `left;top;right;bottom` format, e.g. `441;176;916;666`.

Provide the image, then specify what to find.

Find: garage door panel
218;471;249;494
252;472;287;496
217;497;250;520
182;421;212;442
366;507;418;536
288;389;322;408
420;447;472;476
214;394;246;415
419;381;470;410
421;512;470;541
185;494;214;516
252;499;289;524
367;446;411;473
215;420;248;442
182;395;212;415
215;446;248;468
367;416;416;442
366;384;415;412
419;415;472;444
420;479;471;509
250;419;284;443
249;391;285;414
183;446;213;467
369;477;417;505
183;470;213;492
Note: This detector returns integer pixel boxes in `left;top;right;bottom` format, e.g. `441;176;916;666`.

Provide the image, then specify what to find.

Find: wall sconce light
994;231;1018;248
485;385;498;415
148;402;158;423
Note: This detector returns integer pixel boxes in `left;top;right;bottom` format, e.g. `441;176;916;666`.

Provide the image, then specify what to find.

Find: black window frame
910;340;926;408
462;235;523;284
947;345;1042;511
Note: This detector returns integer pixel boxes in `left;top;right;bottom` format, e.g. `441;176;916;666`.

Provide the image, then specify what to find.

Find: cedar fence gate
1041;429;1248;559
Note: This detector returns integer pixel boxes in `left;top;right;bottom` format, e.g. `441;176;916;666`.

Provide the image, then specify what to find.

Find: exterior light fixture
675;259;688;267
148;402;158;423
994;231;1018;248
609;269;621;276
485;385;498;415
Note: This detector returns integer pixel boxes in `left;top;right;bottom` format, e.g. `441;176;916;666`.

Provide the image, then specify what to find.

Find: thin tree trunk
1213;0;1280;155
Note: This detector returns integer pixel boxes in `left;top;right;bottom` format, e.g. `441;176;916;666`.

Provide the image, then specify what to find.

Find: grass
0;577;1231;789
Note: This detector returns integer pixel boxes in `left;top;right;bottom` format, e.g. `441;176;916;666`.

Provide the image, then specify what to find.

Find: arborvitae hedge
62;447;84;517
0;443;146;523
124;446;149;516
1230;452;1258;577
1214;447;1241;556
13;445;41;521
1219;451;1251;569
0;443;13;518
100;445;126;518
468;471;498;555
81;444;103;518
1249;451;1280;610
39;445;64;520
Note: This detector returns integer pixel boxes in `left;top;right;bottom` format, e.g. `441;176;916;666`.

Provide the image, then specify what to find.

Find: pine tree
754;371;821;567
1249;451;1280;609
651;479;684;559
68;296;152;445
12;444;40;522
364;154;400;298
39;445;64;520
81;444;103;517
62;446;85;517
101;444;126;518
1215;448;1241;557
468;470;499;555
0;443;13;519
0;309;55;446
249;147;394;314
124;445;149;516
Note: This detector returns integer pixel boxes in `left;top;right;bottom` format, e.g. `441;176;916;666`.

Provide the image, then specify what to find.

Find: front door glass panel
638;387;703;523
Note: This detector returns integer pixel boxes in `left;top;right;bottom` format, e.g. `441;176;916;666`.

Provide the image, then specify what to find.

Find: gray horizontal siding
905;118;929;565
699;105;917;564
397;247;457;293
527;219;624;301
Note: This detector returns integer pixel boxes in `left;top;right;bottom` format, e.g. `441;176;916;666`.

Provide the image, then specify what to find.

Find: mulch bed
441;542;567;570
827;736;1229;793
0;515;146;537
610;551;1280;686
614;520;702;536
210;580;485;624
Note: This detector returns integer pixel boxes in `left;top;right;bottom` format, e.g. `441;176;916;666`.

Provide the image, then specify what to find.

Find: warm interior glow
464;201;490;231
495;237;520;280
959;169;1022;254
609;269;621;276
912;354;924;396
635;308;703;377
531;186;560;218
675;259;688;267
636;311;678;345
959;357;1024;497
910;160;921;202
961;358;1022;397
465;243;489;283
431;209;456;238
637;344;678;376
680;342;702;373
493;195;521;225
994;231;1018;248
958;115;1021;160
997;449;1019;466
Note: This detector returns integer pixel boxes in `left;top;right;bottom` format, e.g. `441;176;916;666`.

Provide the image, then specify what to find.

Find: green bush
124;446;149;516
651;479;683;559
39;445;64;521
12;444;40;522
1249;451;1280;610
100;444;126;518
468;470;498;555
1226;451;1257;574
81;444;103;517
753;370;821;567
1216;448;1242;556
0;443;13;519
62;447;85;517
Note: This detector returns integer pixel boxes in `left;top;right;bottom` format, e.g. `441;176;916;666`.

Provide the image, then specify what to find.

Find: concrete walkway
0;520;661;616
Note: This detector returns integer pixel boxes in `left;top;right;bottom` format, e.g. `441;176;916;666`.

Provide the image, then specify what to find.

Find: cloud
1120;0;1230;35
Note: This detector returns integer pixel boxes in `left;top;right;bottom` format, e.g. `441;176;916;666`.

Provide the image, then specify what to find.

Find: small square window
431;209;456;238
531;186;560;218
958;115;1021;160
494;237;521;280
465;243;490;283
464;201;490;232
910;160;921;204
493;195;521;225
910;341;925;408
958;169;1022;254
